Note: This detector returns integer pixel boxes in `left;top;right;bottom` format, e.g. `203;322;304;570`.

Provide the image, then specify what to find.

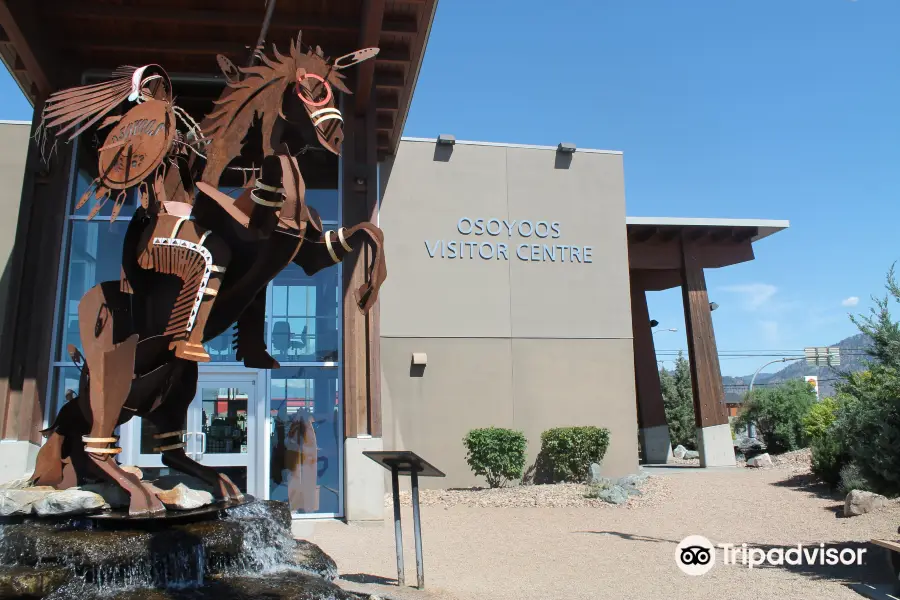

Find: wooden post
680;239;735;467
629;280;672;464
341;81;380;438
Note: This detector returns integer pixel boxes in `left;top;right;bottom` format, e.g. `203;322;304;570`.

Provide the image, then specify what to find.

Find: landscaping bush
462;427;527;488
735;379;816;454
810;432;849;488
803;397;840;442
534;426;610;484
839;463;872;494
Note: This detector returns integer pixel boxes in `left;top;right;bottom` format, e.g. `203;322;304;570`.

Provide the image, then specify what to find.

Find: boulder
617;473;650;492
746;453;774;469
32;489;109;516
683;450;699;460
293;539;338;581
844;490;888;517
0;476;36;490
586;463;603;485
673;445;687;459
154;483;214;510
595;485;629;505
0;487;56;516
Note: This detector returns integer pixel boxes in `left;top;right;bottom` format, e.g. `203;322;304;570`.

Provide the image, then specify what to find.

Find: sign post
364;450;445;590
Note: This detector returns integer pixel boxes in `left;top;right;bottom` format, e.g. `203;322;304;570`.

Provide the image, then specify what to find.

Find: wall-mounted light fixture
557;142;576;154
709;302;719;312
437;134;455;146
412;352;428;366
649;319;659;328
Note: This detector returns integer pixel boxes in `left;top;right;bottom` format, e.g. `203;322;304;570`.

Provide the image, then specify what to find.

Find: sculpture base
0;498;354;599
87;495;254;523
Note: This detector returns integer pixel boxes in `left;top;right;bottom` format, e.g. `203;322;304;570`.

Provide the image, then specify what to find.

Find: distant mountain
721;333;873;399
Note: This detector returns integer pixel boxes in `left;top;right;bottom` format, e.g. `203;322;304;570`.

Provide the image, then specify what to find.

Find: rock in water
673;445;687;459
0;487;56;516
293;539;338;581
586;463;603;485
155;483;214;510
746;453;774;468
683;450;699;459
33;489;108;516
844;490;888;517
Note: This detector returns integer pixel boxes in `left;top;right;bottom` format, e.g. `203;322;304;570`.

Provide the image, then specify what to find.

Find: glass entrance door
128;374;259;496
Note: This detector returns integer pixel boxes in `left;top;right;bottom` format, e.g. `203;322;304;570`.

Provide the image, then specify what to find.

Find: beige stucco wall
0;121;31;344
378;139;639;489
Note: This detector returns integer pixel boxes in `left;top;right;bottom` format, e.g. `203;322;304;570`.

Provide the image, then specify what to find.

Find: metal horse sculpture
31;34;387;516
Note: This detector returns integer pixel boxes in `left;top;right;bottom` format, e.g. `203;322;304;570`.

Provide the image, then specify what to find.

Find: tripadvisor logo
675;536;867;574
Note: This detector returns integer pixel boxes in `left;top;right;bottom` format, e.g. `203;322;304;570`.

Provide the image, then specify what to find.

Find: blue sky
1;0;897;376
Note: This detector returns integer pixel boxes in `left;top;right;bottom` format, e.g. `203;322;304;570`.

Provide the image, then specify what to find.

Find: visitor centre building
0;0;786;521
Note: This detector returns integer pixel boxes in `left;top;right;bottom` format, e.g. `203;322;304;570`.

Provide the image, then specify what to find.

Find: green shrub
462;427;527;488
534;426;610;484
810;432;849;488
659;353;696;450
735;379;817;454
803;397;840;442
839;463;872;494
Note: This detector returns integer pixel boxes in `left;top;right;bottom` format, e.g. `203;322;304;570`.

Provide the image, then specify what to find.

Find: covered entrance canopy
626;217;789;466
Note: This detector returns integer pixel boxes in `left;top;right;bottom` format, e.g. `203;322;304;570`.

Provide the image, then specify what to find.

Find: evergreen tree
659;351;697;449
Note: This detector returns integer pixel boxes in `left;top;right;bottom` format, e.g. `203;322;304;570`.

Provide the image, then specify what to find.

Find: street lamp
653;328;678;335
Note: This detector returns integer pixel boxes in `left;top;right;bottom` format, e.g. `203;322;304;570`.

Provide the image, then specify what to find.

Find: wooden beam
0;23;8;43
681;240;728;430
0;0;51;97
375;70;405;89
68;38;248;57
629;239;754;270
376;113;394;131
631;283;669;431
630;268;682;292
355;0;386;115
628;227;657;243
42;2;362;34
375;47;411;64
382;16;418;34
376;91;400;111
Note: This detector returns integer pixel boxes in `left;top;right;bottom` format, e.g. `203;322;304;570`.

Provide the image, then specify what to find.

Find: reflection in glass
269;367;340;514
59;220;130;360
201;387;249;454
306;189;339;224
270;264;340;363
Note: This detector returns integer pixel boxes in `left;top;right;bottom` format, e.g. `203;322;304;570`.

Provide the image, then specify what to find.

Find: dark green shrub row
462;426;611;487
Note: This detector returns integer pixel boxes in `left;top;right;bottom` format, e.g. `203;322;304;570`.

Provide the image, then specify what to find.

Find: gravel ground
383;477;670;510
297;455;900;600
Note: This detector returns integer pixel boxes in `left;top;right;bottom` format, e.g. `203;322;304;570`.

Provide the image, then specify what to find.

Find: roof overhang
626;217;789;243
0;0;438;157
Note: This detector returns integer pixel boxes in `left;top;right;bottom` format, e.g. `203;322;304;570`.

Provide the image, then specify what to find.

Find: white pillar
639;424;673;464
696;424;736;467
344;436;385;522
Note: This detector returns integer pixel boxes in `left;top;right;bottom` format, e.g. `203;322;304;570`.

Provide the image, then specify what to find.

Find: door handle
183;431;195;459
196;431;206;461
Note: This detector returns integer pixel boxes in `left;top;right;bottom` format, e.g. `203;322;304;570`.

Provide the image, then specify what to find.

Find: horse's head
288;46;379;156
202;32;378;186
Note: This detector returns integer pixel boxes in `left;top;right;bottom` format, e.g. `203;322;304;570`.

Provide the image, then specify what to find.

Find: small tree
462;428;527;488
735;379;816;454
660;352;696;449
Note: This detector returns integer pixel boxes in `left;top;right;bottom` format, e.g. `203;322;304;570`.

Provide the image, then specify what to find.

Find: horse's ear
216;55;240;83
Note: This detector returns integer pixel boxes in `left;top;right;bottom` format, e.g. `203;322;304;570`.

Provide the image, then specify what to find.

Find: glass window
269;366;340;514
269;263;340;363
71;167;139;218
306;189;339;224
58;220;130;360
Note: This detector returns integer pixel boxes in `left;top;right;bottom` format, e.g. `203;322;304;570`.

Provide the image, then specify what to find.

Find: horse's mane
199;39;302;186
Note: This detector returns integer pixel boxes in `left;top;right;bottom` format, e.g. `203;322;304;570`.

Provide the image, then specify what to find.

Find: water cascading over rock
0;498;356;599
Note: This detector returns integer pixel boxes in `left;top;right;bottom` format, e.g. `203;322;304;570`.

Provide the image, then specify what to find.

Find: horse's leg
78;284;166;516
150;361;244;502
292;223;387;313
